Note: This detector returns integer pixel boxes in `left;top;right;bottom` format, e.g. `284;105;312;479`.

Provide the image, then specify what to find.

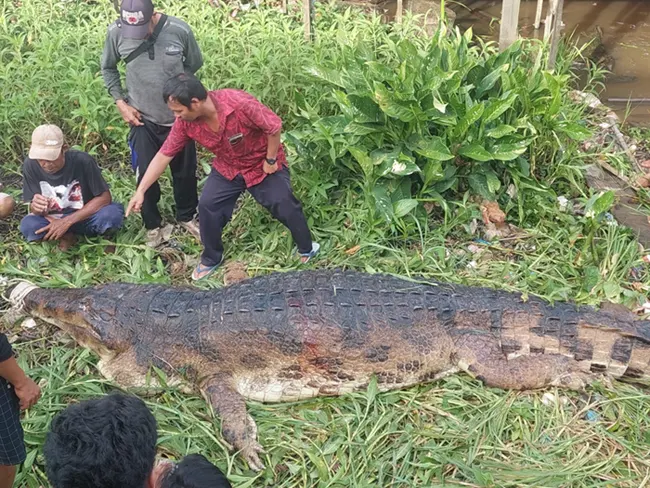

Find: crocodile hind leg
202;375;266;471
454;333;591;391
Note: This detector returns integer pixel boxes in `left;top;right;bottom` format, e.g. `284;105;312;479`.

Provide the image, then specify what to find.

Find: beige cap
29;124;64;161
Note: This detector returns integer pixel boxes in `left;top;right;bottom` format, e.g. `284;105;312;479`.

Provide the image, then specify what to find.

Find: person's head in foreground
158;454;233;488
43;392;157;488
43;392;232;488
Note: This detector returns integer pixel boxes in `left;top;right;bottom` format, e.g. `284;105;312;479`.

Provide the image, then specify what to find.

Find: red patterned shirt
160;89;287;187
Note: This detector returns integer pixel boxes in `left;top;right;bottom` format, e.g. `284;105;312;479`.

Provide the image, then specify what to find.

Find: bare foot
57;233;77;251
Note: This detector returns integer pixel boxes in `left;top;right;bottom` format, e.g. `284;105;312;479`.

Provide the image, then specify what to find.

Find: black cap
120;0;154;39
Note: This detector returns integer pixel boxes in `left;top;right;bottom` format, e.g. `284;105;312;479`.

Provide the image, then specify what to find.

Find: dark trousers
20;203;125;242
128;119;198;229
199;167;313;267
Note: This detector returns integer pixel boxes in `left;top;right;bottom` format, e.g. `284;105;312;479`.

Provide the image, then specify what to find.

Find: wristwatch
265;157;277;165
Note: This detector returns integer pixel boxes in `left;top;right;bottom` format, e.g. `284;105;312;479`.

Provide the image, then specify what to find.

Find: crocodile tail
638;320;650;345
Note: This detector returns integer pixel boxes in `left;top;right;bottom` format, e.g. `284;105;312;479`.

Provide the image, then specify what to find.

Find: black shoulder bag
120;13;168;65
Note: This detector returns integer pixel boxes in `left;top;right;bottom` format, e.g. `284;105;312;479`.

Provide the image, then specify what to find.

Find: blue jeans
20;203;125;242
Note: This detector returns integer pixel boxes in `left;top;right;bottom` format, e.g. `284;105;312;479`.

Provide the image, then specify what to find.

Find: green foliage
292;26;595;229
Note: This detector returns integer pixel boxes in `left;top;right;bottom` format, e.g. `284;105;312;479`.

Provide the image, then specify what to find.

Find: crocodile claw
241;441;266;471
241;414;266;471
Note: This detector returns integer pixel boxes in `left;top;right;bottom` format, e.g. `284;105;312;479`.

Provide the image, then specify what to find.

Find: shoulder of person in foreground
0;332;13;363
159;454;233;488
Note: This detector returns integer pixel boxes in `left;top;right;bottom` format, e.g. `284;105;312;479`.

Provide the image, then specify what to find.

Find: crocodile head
8;281;128;361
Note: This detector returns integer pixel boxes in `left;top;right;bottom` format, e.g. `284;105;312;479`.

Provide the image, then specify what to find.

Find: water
453;0;650;125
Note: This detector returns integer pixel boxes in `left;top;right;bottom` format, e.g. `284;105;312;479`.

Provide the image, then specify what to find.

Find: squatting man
126;72;320;280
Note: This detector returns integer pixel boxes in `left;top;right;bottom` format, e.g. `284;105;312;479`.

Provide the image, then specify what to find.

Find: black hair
43;392;158;488
160;454;233;488
162;72;208;109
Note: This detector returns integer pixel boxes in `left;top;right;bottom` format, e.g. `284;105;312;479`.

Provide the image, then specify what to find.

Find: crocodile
5;269;650;471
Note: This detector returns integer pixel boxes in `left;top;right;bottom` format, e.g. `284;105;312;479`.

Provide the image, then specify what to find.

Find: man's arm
126;152;174;216
0;334;40;411
126;121;189;216
239;95;283;174
100;26;144;126
62;191;112;226
22;160;50;215
183;27;203;74
100;25;125;102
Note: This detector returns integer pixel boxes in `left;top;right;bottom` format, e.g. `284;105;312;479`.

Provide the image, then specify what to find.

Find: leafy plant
291;22;594;229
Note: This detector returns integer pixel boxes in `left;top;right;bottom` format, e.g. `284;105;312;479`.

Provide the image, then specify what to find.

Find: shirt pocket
224;128;249;158
163;43;184;77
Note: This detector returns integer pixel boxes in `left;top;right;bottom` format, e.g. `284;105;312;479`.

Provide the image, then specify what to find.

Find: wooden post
282;0;288;15
547;0;564;69
499;0;521;51
534;0;544;29
543;0;556;40
396;0;403;23
303;0;313;40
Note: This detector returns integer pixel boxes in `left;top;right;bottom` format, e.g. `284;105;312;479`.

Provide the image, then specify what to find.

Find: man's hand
13;376;41;411
30;194;50;215
116;99;144;127
35;217;73;241
126;191;145;217
263;160;278;174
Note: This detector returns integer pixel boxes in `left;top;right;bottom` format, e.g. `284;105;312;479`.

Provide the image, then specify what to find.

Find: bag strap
123;13;168;65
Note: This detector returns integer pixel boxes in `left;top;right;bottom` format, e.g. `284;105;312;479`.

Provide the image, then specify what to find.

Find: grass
1;0;649;486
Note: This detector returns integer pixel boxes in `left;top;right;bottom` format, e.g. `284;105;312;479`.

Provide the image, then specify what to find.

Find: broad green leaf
390;178;413;202
486;124;516;139
434;176;457;193
585;190;615;218
485;169;501;193
422;159;444;186
433;96;447;113
366;61;395;82
467;173;494;200
603;282;622;301
483;94;516;123
345;122;382;136
371;147;401;166
373;184;394;222
348;146;374;179
557;122;592;141
459;143;492;162
543;71;562;116
413;136;454;161
389;159;421;176
476;64;509;97
316;116;349;134
455;102;485;137
307;66;346;89
583;266;600;292
348;95;382;122
490;143;529;161
393;199;419;218
373;83;415;122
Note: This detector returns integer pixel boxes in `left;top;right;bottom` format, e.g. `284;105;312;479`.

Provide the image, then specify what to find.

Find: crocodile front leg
454;333;591;391
202;374;266;471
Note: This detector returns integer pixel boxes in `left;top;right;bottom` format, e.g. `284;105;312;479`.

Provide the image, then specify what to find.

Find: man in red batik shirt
126;73;319;280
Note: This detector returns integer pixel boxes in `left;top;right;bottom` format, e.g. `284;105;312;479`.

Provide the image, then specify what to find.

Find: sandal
191;258;223;281
298;242;321;264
